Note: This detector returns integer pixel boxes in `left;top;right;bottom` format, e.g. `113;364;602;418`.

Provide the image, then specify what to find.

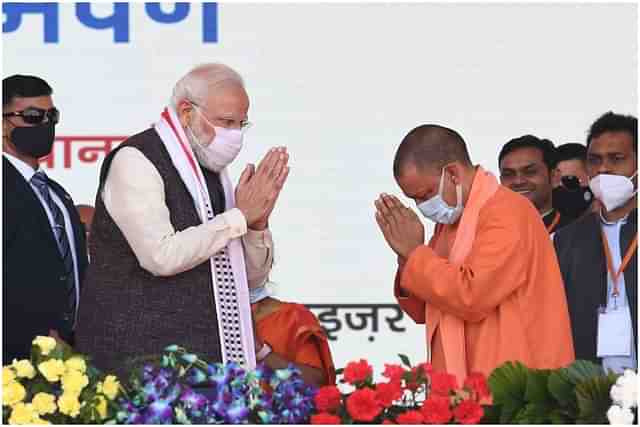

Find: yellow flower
37;359;65;383
32;336;57;356
101;375;120;400
95;396;108;419
3;381;26;406
64;357;86;374
3;366;16;386
11;360;36;379
8;402;35;424
57;393;81;417
31;393;57;415
61;369;89;394
31;416;51;425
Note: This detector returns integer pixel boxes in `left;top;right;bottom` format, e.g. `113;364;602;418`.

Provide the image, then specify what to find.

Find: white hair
170;63;245;108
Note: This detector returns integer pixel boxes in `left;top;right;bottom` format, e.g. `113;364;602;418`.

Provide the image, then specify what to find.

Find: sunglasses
3;107;60;125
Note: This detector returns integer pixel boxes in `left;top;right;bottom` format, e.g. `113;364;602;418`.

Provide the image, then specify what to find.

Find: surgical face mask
187;106;244;172
589;171;637;212
417;168;464;224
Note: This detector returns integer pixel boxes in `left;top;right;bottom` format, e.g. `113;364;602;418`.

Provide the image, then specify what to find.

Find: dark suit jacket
554;210;637;363
3;157;88;362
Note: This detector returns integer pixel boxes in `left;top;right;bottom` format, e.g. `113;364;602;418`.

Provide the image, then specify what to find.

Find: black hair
587;111;637;153
498;135;556;170
3;74;53;108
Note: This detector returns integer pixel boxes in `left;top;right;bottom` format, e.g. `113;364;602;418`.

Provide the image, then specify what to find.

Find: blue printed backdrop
3;2;637;372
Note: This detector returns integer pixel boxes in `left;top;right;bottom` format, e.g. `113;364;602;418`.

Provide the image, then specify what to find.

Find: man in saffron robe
374;124;575;381
251;284;336;386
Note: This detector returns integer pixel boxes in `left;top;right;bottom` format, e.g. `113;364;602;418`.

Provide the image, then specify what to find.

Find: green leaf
524;369;552;404
547;369;577;408
564;360;604;384
399;354;412;368
487;361;529;424
335;368;344;376
515;402;553;424
575;373;618;424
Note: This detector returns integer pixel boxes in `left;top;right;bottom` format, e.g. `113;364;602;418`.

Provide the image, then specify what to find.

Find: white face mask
589;171;638;212
417;167;464;224
187;106;244;172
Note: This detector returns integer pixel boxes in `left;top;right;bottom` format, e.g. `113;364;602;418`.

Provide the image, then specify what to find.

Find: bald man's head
393;124;472;179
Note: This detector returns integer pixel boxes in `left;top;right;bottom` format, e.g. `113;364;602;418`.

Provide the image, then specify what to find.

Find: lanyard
601;229;637;305
161;108;214;221
546;211;561;233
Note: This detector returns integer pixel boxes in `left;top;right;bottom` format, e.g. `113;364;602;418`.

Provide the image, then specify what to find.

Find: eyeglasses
191;102;252;131
3;107;60;125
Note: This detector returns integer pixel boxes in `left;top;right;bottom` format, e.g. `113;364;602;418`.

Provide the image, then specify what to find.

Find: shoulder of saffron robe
257;302;337;385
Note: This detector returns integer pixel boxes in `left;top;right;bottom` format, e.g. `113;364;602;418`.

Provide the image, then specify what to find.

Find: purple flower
144;399;173;424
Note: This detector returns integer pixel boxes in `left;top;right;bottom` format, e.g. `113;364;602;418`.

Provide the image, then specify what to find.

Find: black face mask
552;185;593;219
10;122;56;158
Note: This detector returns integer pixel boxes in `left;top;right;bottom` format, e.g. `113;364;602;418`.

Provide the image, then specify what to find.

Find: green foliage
485;360;618;424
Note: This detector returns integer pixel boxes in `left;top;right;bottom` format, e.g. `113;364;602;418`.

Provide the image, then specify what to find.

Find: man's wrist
256;341;272;361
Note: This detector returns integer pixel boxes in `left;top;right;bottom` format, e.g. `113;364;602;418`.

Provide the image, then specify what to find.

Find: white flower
611;370;638;409
607;405;634;424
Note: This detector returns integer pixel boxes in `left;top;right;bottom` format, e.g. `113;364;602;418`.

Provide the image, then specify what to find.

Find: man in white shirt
76;63;289;376
3;74;88;361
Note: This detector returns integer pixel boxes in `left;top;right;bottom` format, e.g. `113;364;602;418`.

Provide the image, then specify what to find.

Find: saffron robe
395;167;575;380
256;302;336;385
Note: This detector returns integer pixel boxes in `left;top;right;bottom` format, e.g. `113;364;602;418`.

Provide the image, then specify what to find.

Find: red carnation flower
344;359;373;385
346;388;383;422
375;381;403;407
311;413;342;424
430;371;458;396
464;372;490;399
453;399;484;424
417;362;433;375
315;385;342;412
382;364;406;383
382;420;396;424
396;410;425;424
420;395;453;424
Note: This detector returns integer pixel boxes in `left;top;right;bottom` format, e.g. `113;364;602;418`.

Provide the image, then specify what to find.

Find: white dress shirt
601;211;637;373
101;147;273;287
4;153;81;324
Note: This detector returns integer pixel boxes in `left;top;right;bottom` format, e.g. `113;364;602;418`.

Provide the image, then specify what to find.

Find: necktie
30;171;77;327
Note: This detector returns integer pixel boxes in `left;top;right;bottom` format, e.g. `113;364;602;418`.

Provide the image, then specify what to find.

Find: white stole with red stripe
154;106;256;369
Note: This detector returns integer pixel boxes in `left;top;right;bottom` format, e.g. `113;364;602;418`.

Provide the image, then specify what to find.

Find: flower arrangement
310;355;488;424
2;336;121;425
114;345;317;424
607;369;638;425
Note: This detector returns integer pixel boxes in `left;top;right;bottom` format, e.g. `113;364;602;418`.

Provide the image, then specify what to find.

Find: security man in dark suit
3;75;88;362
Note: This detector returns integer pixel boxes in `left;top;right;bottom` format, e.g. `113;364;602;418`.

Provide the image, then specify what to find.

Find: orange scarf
435;166;499;382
